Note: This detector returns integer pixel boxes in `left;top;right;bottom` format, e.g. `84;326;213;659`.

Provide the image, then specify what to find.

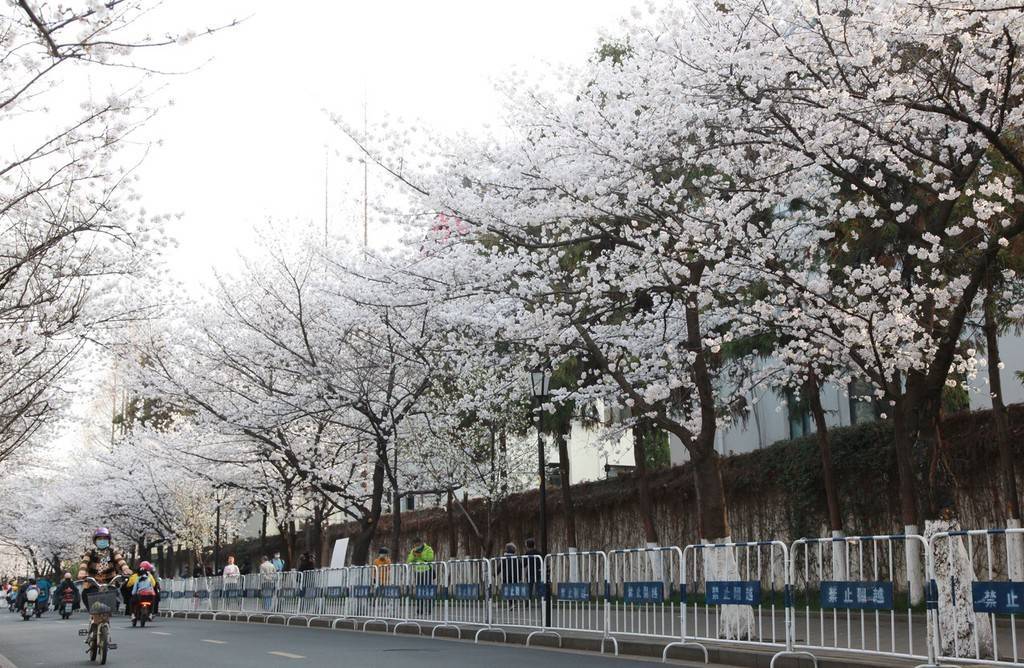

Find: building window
404;495;416;512
849;380;881;425
786;389;812;439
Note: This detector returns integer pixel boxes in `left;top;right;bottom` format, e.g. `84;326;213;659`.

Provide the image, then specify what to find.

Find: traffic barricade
191;576;212;613
402;560;456;637
274;570;304;622
447;558;492;640
608;546;708;662
790;534;933;665
527;550;617;654
166;578;187;615
295;569;325;621
364;563;408;631
682;540;816;667
219;572;245;617
343;565;375;622
318;568;354;628
930;528;1024;665
487;554;545;642
206;575;224;615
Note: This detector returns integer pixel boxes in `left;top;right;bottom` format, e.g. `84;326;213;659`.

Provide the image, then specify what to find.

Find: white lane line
201;639;228;644
268;651;305;659
151;631;172;636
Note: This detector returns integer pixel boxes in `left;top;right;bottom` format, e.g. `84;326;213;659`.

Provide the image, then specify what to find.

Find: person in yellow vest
406;538;434;614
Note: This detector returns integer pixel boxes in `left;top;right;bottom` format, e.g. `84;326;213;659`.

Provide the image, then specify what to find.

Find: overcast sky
132;1;632;284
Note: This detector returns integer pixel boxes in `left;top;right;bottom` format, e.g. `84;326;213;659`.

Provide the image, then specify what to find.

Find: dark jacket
56;580;81;609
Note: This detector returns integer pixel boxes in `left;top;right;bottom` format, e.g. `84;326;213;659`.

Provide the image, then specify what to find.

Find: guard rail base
159;611;927;667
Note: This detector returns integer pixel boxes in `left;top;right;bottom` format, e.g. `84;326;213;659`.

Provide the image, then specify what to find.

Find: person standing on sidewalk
406;538;434;614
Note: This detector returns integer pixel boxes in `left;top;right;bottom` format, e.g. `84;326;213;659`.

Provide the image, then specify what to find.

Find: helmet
93;527;111;540
139;561;153;572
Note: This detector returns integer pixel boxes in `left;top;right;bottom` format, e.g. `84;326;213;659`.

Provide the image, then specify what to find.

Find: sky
42;0;634;455
130;1;633;285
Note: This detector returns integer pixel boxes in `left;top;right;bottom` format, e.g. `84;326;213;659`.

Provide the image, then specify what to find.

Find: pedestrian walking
271;552;285;572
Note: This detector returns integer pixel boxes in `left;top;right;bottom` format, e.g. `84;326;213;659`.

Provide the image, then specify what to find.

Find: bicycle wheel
89;626;97;662
99;624;108;665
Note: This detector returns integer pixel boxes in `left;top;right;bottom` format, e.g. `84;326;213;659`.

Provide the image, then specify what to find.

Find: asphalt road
0;607;669;668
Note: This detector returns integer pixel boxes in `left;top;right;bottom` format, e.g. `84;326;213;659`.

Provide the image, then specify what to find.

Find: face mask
96;539;110;550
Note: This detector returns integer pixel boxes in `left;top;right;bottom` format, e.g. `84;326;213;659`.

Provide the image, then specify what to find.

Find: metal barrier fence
930;528;1024;666
487;554;545;642
608;546;708;661
152;529;1024;667
790;534;933;665
682;540;817;667
447;558;492;638
529;550;616;654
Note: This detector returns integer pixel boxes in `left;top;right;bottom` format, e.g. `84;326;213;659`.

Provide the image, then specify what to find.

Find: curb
159;611;923;668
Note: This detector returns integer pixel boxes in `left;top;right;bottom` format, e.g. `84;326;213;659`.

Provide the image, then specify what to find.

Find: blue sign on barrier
196;590;209;599
325;586;344;599
173;591;184;599
454;584;480;600
244;589;256;599
379;585;402;599
414;585;437;600
279;588;295;598
352;585;371;598
821;581;894;610
302;587;318;599
557;582;591;601
501;583;531;600
623;581;665;604
225;589;241;599
972;582;1024;614
706;581;760;606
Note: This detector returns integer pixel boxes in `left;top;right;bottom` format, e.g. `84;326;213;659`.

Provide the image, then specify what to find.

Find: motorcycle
77;576;124;665
131;590;155;628
20;585;40;621
60;589;76;619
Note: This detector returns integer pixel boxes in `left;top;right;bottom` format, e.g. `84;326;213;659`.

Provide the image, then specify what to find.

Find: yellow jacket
127;573;156;588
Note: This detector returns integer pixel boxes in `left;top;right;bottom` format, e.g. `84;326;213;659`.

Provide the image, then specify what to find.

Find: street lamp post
529;365;551;626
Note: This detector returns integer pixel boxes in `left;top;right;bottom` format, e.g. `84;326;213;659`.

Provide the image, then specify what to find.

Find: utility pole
363;91;368;248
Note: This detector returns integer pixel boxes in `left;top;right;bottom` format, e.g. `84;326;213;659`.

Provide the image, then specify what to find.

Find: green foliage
643;428;670;470
727;421;895;540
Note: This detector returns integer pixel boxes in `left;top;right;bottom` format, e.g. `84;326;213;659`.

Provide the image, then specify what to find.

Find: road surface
0;607;679;668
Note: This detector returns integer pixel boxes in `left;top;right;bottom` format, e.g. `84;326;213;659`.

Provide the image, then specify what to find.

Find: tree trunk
632;419;660;545
350;457;386;566
447;489;458;558
806;370;842;533
984;291;1021;521
390;488;402;561
892;394;924;604
691;445;730;542
555;429;578;549
259;505;268;555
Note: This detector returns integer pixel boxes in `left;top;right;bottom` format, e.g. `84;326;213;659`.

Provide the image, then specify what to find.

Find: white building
561;333;1024;482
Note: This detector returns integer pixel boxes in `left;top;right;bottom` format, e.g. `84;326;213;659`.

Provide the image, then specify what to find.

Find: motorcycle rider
76;527;131;612
14;578;39;614
34;575;51;616
128;563;157;622
127;562;158;621
55;572;80;611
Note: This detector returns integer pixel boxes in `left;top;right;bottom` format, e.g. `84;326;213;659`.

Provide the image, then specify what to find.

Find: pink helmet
139;561;153;572
93;528;111;540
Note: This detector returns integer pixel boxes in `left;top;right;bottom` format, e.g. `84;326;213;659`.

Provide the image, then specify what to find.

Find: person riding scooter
77;528;131;612
55;573;80;613
129;564;157;625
